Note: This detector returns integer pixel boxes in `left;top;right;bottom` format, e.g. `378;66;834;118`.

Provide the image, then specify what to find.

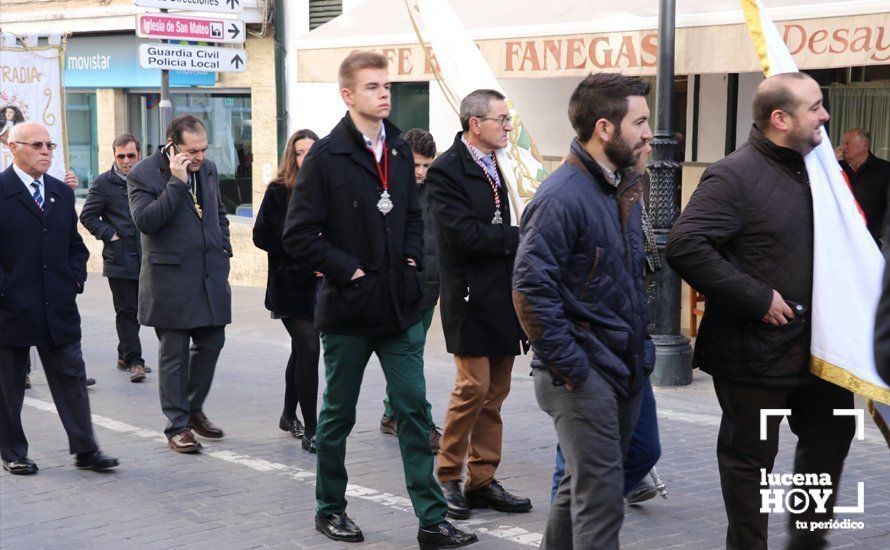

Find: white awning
295;0;890;81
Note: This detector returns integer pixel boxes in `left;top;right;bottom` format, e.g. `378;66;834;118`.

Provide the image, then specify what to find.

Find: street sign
138;43;246;73
136;13;245;44
133;0;244;14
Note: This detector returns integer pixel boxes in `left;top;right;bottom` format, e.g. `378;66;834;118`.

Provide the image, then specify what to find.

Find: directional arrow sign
133;0;243;14
138;43;247;73
136;14;245;44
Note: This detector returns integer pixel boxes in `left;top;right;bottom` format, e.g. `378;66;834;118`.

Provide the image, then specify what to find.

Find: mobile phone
785;300;809;316
162;142;181;160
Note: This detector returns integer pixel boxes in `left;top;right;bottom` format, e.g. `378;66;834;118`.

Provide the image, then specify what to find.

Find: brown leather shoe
189;412;224;439
129;365;146;383
168;430;202;453
119;360;151;373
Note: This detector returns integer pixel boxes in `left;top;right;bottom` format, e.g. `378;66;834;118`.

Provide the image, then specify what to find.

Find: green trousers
316;321;447;527
383;307;435;423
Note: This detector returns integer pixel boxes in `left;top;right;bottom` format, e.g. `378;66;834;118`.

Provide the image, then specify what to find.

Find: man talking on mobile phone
127;114;232;454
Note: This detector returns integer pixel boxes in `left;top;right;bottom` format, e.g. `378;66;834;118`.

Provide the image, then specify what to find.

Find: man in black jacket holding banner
667;73;855;550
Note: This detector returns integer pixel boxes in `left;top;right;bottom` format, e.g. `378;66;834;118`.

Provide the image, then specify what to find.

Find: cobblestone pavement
1;279;888;549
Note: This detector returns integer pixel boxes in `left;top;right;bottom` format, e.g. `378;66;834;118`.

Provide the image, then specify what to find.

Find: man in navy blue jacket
0;121;118;475
513;74;654;550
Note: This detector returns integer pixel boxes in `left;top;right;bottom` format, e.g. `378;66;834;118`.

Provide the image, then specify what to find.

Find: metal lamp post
647;0;693;386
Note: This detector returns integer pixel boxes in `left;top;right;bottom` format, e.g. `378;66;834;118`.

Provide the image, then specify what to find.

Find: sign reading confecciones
138;43;246;73
133;0;244;15
136;13;246;45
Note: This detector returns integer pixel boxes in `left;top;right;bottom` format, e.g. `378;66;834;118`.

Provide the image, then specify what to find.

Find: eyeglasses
12;141;57;151
116;153;138;160
475;115;512;127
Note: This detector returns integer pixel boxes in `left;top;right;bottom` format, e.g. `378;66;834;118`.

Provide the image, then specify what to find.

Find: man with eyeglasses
0;121;120;475
426;89;531;519
128;114;232;454
80;134;150;383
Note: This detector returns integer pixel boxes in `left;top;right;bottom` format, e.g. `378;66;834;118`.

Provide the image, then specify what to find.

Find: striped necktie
31;181;44;210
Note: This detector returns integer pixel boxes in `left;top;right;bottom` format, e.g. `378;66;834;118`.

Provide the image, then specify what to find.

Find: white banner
407;0;547;220
0;43;67;181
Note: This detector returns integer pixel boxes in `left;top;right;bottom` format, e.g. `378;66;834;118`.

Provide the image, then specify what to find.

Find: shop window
389;82;429;133
128;92;252;215
65;92;98;197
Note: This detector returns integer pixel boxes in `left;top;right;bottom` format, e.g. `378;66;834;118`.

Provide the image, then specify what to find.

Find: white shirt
13;162;45;201
362;124;387;162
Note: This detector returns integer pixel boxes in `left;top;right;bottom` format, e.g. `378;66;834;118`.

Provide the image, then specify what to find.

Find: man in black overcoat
80;133;149;382
128;115;231;454
426;89;530;519
0;121;118;475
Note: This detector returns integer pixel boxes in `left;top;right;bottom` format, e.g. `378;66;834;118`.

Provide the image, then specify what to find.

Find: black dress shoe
24;374;31;389
85;377;96;386
418;520;478;549
466;479;532;513
315;512;364;542
2;457;38;475
302;433;317;454
75;450;119;471
440;480;470;519
279;414;304;439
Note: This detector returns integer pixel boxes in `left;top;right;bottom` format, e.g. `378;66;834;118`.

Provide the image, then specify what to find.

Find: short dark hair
112;133;140;152
166;114;206;144
403;128;436;158
568;73;650;143
459;89;506;132
752;72;813;130
338;51;388;90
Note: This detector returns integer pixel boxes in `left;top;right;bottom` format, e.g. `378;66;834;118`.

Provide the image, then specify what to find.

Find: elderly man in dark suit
0;121;118;475
426;89;531;519
128;114;232;454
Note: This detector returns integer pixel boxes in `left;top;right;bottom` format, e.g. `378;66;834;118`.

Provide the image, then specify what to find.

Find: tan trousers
436;355;514;491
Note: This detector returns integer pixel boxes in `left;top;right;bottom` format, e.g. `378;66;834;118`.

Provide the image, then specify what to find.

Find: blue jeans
550;377;660;502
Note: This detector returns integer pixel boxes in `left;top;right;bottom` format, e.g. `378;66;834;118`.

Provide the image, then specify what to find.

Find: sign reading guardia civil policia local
138;43;246;73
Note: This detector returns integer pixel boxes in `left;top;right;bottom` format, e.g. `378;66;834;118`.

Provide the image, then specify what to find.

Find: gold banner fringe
740;0;773;77
810;356;890;405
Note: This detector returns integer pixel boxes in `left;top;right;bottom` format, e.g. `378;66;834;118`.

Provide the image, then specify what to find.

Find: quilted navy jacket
513;140;654;398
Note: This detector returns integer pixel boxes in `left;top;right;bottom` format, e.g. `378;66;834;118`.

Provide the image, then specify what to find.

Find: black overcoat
281;114;423;336
426;133;523;357
253;182;319;320
0;165;88;346
79;165;141;280
127;150;232;329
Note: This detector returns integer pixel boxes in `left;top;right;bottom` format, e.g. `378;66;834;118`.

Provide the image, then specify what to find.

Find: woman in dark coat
253;129;321;453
